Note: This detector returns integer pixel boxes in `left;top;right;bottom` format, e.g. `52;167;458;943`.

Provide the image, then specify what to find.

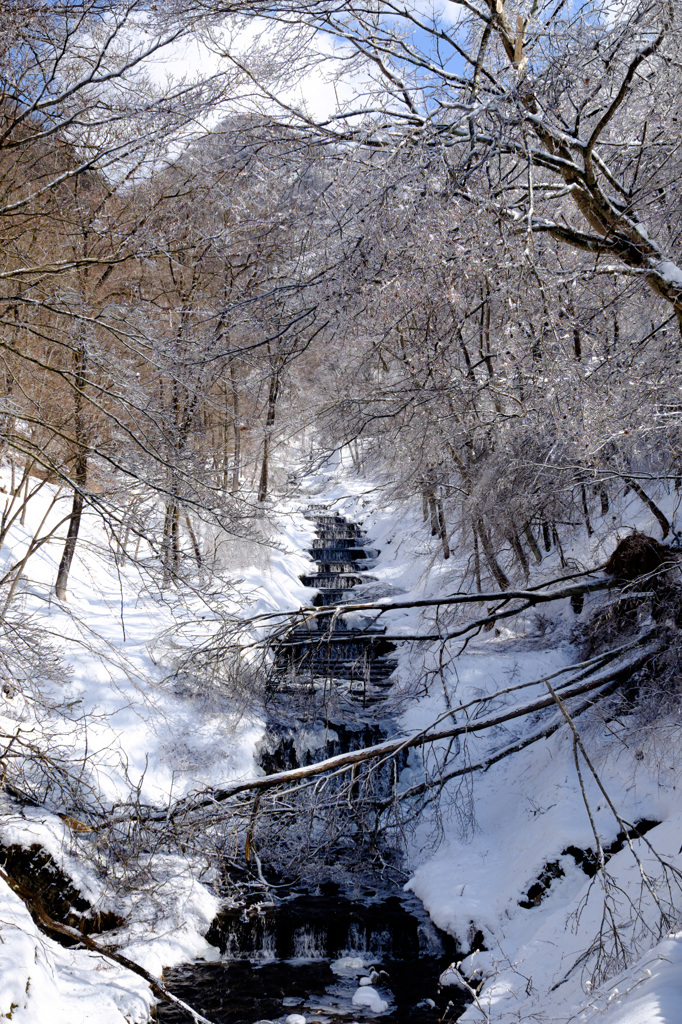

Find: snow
441;951;497;988
351;985;389;1012
0;467;320;1021
652;258;682;289
297;451;682;1024
0;874;150;1023
586;935;682;1023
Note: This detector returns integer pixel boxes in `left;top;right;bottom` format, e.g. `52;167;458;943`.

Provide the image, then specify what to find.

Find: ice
331;956;368;977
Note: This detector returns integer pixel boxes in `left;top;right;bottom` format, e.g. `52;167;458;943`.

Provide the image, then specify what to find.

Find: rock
330;956;367;977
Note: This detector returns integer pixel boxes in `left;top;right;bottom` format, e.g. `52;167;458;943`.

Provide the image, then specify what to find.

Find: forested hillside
0;1;681;1022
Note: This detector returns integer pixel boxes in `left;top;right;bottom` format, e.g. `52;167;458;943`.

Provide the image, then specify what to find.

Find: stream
158;511;467;1024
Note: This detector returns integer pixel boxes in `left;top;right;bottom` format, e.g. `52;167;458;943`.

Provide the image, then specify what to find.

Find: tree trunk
221;383;230;492
55;343;88;601
171;505;180;564
257;438;270;504
552;525;567;568
472;524;482;593
258;368;279;503
428;491;439;536
19;464;31;527
162;501;180;585
623;476;670;538
349;440;362;473
573;324;582;361
55;468;86;602
510;530;529;579
523;523;542;563
436;495;450;559
185;513;202;568
580;483;593;536
542;520;552;553
475;517;510;590
230;364;240;496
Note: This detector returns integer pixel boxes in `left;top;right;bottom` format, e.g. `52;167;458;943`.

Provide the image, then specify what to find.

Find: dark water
156;892;466;1023
156;952;466;1024
156;895;466;1024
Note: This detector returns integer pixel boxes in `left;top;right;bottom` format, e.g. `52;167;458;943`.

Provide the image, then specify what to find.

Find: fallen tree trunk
278;572;615;627
167;642;659;815
243;574;618;657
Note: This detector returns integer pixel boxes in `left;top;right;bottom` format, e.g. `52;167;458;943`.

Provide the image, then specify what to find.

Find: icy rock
352;986;389;1012
440;951;496;990
331;956;367;977
284;1015;307;1024
282;997;304;1007
359;977;373;986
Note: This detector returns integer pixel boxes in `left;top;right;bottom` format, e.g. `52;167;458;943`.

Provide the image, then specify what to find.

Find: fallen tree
164;630;661;816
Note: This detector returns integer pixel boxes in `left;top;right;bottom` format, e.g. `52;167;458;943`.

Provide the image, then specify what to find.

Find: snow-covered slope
0;873;150;1024
0;472;318;1021
299;454;682;1024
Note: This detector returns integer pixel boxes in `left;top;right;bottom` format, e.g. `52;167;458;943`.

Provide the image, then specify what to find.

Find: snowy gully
158;511;467;1024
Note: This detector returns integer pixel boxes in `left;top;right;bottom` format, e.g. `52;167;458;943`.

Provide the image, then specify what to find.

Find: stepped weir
271;510;396;708
158;509;467;1024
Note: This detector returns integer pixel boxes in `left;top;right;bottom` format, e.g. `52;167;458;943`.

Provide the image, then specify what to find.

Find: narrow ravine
158;510;467;1024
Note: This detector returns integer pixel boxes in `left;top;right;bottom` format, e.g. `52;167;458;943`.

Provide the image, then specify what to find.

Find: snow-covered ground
2;452;682;1023
304;455;682;1024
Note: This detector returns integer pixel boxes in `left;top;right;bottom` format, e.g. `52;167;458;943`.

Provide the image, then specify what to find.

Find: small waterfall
206;894;452;962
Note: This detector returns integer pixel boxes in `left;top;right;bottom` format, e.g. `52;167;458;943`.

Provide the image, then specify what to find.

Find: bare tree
217;0;682;329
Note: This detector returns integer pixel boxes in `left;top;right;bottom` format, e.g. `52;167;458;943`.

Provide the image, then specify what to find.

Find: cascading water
158;510;468;1024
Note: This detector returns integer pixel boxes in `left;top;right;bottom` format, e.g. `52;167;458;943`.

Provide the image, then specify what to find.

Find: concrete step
299;573;368;589
273;664;396;684
309;548;369;561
